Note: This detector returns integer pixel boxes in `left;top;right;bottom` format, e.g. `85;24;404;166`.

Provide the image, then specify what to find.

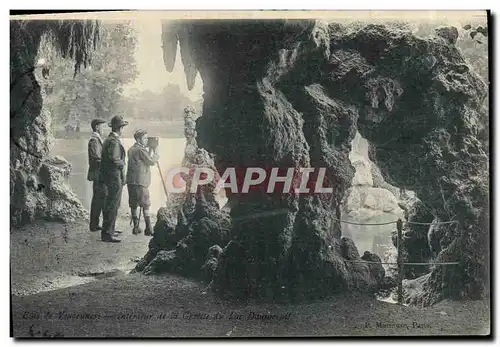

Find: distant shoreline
53;131;186;139
53;119;186;139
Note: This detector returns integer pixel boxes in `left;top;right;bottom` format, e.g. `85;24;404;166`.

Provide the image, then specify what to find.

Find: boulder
136;107;232;279
363;187;401;213
340;237;360;260
434;26;459;45
201;245;223;282
361;251;385;284
350;154;373;186
11;154;86;226
143;250;179;275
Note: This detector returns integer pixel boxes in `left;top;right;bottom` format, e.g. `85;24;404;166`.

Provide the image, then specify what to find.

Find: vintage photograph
9;10;490;337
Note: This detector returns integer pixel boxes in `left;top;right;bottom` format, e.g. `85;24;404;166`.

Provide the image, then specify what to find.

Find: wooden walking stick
156;161;169;205
148;141;169;206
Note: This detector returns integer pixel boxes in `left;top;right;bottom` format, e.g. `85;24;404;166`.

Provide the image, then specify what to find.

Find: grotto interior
10;19;489;306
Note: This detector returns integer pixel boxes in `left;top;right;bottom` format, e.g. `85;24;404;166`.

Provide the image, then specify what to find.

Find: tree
39;21;138;127
122;83;202;123
457;22;488;82
412;19;488;83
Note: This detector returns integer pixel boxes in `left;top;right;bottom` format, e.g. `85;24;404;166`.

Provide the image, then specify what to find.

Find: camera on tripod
147;136;159;150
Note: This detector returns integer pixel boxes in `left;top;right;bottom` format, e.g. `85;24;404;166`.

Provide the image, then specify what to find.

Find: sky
122;19;204;101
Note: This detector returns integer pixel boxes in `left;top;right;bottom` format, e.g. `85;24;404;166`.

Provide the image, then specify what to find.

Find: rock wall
159;20;387;301
135;107;232;280
160;20;488;305
10;21;87;228
350;25;488;305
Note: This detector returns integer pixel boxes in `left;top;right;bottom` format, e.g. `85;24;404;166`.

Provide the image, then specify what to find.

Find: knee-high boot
144;216;153;236
131;209;143;235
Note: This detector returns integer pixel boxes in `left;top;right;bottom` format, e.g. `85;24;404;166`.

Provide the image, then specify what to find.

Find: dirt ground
10;216;149;296
10;219;491;338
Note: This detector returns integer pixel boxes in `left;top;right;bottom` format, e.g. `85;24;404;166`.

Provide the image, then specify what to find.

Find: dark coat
100;132;126;185
87;132;103;181
126;142;157;187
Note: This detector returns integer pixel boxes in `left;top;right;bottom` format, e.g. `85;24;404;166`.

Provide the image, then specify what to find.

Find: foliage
121;84;203;122
457;23;488;82
10;20;100;140
38;21;138;127
462;23;488;43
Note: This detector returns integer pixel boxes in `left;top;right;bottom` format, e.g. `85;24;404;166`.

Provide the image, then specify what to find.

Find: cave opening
30;20;232;219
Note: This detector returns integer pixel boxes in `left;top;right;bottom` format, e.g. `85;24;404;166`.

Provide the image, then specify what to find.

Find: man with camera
126;129;160;236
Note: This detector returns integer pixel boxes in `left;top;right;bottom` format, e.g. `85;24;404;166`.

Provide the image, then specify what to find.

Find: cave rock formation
135;107;232;279
156;20;488;305
10;21;90;228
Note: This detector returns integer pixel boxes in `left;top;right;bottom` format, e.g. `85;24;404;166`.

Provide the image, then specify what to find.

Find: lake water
52;137;196;216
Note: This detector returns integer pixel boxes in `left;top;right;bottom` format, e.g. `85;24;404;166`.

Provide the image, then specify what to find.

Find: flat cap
134;128;148;140
91;118;106;129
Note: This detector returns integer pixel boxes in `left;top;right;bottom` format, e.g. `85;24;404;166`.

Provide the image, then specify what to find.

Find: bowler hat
108;116;129;129
90;118;106;129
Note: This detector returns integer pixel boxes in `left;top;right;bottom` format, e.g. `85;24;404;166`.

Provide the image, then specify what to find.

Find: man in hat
99;115;129;243
126;129;160;236
87;118;107;232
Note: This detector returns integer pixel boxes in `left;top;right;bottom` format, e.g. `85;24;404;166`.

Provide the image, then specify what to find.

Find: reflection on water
52;137;227;216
